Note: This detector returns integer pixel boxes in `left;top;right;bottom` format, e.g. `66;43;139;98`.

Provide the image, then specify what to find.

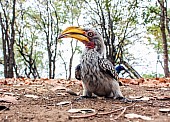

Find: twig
97;107;124;115
114;102;136;120
69;112;98;119
69;103;136;119
98;102;136;115
114;107;127;119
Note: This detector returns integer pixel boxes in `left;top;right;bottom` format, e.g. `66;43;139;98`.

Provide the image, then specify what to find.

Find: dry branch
69;102;136;119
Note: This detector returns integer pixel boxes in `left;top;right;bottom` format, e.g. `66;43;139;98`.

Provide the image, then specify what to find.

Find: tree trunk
0;0;16;78
8;0;16;78
122;61;142;79
67;55;73;80
0;13;7;77
159;0;169;77
67;40;78;80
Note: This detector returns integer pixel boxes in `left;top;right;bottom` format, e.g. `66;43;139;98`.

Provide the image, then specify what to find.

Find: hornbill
59;26;132;102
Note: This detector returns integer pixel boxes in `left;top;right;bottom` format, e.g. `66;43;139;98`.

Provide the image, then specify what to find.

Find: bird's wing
75;64;81;80
98;58;119;80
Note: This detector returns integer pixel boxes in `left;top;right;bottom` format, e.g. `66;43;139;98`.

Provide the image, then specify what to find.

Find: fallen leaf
29;85;44;87
129;96;143;99
0;95;18;104
50;85;67;91
156;96;170;100
0;88;10;92
57;93;68;96
129;79;139;85
40;78;49;81
131;96;150;101
125;113;153;120
13;83;24;86
159;108;170;113
68;109;82;113
56;101;71;106
66;89;78;96
159;88;170;90
137;96;150;101
0;80;7;85
44;79;60;85
68;108;95;113
24;94;39;99
36;88;48;93
3;92;15;96
0;105;9;111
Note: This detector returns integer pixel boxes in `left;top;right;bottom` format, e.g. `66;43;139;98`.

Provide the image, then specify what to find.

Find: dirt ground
0;78;170;122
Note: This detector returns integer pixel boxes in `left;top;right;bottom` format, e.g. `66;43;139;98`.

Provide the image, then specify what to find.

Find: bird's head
58;26;105;55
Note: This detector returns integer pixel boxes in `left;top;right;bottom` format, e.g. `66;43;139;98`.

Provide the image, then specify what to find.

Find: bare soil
0;78;170;122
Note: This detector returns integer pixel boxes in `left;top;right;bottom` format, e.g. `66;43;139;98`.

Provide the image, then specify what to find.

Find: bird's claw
117;97;137;103
75;95;97;101
74;96;85;101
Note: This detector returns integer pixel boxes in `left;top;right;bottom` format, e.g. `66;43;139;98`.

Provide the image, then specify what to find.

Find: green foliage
142;6;160;24
75;46;82;54
144;2;170;58
146;25;163;51
142;73;164;78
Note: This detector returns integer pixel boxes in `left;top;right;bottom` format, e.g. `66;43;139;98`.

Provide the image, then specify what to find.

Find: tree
55;0;83;80
82;0;143;78
58;50;68;79
143;0;170;77
0;0;16;78
10;1;46;78
29;0;62;79
16;29;41;78
158;0;169;77
63;0;83;80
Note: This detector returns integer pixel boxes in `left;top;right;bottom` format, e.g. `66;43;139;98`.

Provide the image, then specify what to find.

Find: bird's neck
84;41;95;49
81;49;102;62
85;46;104;55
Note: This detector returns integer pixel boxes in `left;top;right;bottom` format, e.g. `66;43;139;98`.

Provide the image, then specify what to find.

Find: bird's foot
75;95;97;101
117;97;136;103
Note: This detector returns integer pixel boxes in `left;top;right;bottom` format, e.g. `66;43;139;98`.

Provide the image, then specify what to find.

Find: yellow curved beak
58;26;89;42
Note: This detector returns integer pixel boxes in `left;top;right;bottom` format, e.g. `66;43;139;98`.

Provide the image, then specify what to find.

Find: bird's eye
87;31;94;37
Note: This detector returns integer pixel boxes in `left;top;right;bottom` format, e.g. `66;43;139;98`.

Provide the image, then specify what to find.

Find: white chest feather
81;50;100;75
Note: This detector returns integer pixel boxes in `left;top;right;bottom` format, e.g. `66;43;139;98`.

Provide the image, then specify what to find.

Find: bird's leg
112;90;136;103
75;86;97;101
108;80;135;103
82;82;96;97
113;91;135;103
106;94;135;103
82;87;92;96
75;94;97;101
76;84;97;100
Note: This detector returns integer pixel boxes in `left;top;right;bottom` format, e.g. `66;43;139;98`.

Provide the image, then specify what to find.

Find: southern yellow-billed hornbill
59;26;132;102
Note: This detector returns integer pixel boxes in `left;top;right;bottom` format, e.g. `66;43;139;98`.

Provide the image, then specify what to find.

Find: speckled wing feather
98;58;119;80
75;64;81;80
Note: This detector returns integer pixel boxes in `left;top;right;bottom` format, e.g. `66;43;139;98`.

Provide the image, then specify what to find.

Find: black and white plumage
75;64;81;80
59;26;131;102
75;63;123;86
